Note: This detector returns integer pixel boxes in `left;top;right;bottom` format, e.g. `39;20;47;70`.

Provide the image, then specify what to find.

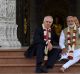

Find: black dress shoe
41;66;48;73
35;66;48;73
35;67;42;73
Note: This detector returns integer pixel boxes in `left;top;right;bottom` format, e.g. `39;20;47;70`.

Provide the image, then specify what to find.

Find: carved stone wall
0;0;16;23
0;0;21;48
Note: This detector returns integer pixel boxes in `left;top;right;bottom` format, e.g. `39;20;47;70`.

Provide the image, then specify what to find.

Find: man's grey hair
67;16;74;20
43;16;53;22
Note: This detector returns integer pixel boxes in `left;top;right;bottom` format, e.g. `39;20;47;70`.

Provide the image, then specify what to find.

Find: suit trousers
36;44;61;67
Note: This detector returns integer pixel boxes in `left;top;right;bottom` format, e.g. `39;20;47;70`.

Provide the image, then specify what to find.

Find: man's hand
47;42;53;51
62;48;67;54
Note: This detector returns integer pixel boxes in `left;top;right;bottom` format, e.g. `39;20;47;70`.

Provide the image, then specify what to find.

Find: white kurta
59;29;80;69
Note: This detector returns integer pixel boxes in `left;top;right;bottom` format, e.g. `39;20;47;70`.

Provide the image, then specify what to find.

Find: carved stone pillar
0;0;21;48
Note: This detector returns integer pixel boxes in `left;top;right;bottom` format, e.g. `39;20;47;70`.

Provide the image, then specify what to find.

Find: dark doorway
16;0;30;46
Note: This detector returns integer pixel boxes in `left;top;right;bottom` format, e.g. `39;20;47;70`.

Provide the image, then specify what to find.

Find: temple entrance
16;0;79;46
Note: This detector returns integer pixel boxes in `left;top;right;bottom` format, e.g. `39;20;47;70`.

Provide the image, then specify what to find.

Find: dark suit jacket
24;25;59;58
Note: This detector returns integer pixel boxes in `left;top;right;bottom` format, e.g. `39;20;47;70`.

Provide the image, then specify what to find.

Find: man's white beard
68;24;75;28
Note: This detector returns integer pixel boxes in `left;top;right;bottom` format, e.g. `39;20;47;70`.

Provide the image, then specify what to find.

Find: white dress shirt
59;30;65;49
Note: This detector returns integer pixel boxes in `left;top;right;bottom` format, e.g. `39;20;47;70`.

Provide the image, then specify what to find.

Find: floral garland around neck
42;24;51;61
44;29;51;61
67;25;77;60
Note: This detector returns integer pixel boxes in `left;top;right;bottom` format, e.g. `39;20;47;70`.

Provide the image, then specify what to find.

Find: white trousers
62;49;80;69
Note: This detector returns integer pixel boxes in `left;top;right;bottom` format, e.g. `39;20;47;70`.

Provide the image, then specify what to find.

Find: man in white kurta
59;16;80;72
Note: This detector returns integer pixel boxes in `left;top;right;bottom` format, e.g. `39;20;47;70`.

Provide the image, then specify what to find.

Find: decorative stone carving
0;0;21;48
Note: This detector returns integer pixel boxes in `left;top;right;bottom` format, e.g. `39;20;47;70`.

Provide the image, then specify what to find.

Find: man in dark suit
32;16;61;73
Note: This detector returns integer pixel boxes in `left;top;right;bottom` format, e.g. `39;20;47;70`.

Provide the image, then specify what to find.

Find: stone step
0;48;79;73
0;58;79;66
0;63;79;67
0;58;35;65
0;48;27;58
0;66;79;73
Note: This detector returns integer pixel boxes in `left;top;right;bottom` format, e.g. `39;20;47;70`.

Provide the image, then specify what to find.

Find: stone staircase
0;47;79;74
